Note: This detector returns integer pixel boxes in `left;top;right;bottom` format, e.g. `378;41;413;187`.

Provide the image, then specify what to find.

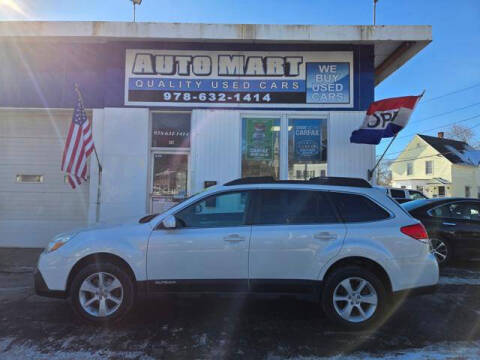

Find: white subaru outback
35;177;439;329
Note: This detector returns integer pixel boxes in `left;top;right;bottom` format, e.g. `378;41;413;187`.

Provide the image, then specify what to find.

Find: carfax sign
125;50;353;108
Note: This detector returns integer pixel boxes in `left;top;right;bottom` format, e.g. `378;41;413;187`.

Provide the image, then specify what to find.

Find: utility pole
373;0;378;25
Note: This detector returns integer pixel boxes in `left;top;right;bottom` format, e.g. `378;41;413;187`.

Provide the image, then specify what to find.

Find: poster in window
293;119;322;161
246;119;274;160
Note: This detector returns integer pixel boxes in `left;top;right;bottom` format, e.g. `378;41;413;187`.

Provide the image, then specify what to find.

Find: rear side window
330;192;390;223
390;189;406;198
255;190;338;225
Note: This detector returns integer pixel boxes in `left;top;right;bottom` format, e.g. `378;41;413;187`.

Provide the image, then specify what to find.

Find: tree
376;159;392;186
445;124;475;144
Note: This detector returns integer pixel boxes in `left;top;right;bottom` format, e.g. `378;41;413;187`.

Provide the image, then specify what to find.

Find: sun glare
0;0;29;18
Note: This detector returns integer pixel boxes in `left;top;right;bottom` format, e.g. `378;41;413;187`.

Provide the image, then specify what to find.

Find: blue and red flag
350;94;423;145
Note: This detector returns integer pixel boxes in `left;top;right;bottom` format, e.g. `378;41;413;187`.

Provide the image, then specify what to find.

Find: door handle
314;232;337;240
443;222;456;226
223;234;246;242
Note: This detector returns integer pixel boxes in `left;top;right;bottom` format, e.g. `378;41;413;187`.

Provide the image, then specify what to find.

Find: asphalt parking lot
1;248;480;359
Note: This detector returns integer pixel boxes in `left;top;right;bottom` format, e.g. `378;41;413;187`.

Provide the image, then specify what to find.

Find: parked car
381;187;428;203
35;176;438;330
402;198;480;265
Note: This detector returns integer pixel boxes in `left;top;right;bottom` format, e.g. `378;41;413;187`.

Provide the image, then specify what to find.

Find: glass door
151;152;189;213
288;118;327;180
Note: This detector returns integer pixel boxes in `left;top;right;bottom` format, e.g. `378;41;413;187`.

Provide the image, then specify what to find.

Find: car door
426;201;480;258
147;190;253;292
248;189;346;293
440;201;480;257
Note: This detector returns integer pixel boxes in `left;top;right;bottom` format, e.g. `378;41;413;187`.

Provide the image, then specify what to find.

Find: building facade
391;133;480;198
0;22;431;247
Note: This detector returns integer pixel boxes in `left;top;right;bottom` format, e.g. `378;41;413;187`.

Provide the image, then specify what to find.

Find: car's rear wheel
321;266;387;330
430;238;451;266
70;262;135;324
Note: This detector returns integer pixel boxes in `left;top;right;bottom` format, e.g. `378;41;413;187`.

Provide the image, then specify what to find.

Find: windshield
401;199;433;211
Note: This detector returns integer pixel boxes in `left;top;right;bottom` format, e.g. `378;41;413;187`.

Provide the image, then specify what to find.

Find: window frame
239;111;330;180
438;186;445;197
170;189;255;229
425;160;433;175
406;162;413;175
249;188;342;226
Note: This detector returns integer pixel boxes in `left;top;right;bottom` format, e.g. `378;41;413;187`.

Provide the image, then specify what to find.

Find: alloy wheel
431;238;448;264
78;272;124;317
332;277;378;323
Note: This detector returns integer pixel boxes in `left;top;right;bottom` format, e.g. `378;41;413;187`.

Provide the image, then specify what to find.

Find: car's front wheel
70;262;135;324
321;266;387;330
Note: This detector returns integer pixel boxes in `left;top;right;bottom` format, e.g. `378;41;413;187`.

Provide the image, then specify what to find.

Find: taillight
401;223;429;242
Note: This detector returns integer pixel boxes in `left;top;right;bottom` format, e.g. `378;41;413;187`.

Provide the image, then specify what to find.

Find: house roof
418;134;480;166
0;21;432;86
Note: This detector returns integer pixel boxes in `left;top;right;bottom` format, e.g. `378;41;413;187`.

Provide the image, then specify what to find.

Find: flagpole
367;90;426;182
368;134;397;181
74;83;103;223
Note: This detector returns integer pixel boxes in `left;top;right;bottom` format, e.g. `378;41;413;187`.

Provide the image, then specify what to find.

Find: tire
430;237;451;266
321;266;387;331
69;262;135;325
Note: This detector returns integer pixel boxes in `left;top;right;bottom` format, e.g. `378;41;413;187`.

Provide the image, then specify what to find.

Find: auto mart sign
125;49;353;108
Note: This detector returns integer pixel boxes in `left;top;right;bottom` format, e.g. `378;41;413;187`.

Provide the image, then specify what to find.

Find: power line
394;113;480;141
421;82;480;103
413;101;480;125
381;113;480;158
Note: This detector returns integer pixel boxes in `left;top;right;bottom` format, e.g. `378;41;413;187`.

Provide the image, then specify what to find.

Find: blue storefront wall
0;41;374;111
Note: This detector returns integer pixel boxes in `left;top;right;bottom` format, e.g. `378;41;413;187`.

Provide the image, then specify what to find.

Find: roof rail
224;176;372;188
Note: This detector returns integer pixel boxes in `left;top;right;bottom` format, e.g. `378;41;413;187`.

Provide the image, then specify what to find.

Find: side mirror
161;215;176;229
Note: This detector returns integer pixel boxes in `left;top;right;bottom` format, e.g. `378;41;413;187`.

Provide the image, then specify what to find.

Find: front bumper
34;268;67;299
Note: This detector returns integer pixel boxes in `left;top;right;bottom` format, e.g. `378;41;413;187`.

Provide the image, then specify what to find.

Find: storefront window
241;118;280;179
288;118;327;180
151;112;190;148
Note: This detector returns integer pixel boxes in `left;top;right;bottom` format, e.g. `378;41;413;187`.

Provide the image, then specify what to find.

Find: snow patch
0;339;157;360
267;341;480;359
439;276;480;285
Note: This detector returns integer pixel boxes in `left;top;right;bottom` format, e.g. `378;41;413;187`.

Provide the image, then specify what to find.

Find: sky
1;0;479;160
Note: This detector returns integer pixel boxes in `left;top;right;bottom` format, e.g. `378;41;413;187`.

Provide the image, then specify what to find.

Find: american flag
61;91;94;189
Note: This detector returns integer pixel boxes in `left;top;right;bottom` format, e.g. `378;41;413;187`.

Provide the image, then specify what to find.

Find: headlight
45;232;77;253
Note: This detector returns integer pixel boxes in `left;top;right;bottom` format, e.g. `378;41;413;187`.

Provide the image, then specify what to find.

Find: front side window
175;191;250;228
288;118;327;180
242;118;280;179
254;190;338;225
430;202;480;221
425;160;433;175
329;192;390;223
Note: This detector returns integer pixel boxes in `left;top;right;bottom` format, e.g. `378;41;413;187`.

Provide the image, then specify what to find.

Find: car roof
402;197;480;211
